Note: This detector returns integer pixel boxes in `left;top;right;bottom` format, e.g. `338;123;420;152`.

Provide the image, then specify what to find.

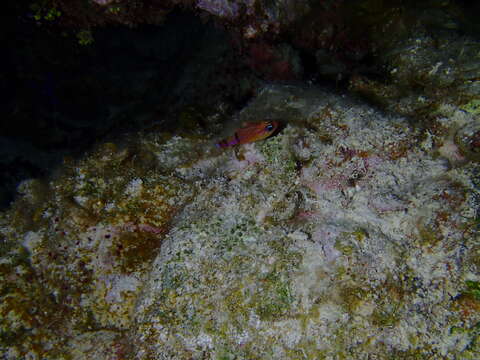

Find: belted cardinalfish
215;121;279;148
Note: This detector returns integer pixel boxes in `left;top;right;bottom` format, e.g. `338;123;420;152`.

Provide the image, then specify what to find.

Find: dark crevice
1;9;234;209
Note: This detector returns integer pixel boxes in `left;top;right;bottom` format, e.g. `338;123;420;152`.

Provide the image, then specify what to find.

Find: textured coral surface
1;84;479;359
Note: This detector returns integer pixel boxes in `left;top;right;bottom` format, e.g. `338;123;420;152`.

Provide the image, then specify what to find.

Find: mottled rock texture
1;84;479;359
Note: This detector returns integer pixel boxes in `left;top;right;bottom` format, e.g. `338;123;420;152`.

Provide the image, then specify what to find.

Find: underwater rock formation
30;1;480;108
349;32;480;120
1;84;479;358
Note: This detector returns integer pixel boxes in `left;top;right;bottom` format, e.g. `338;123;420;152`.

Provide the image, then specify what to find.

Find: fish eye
265;123;274;131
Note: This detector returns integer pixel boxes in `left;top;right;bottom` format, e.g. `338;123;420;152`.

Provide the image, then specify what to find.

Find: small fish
216;121;279;148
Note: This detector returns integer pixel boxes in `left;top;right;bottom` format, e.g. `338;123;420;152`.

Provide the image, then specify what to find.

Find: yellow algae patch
90;275;140;329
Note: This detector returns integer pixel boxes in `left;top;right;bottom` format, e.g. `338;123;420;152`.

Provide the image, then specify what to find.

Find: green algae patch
370;303;402;328
334;239;355;256
334;231;366;256
449;321;480;359
253;271;294;321
338;285;370;315
461;99;480;116
134;208;306;356
465;281;480;301
147;264;190;328
259;133;297;178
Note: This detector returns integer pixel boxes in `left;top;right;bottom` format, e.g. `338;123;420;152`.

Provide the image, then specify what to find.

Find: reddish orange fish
215;121;279;148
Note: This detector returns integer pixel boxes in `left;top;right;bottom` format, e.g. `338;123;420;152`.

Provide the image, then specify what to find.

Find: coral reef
6;1;480;357
350;33;480;120
1;84;479;358
0;140;195;357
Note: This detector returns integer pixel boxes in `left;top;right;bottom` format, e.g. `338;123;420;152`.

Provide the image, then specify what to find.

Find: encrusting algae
1;84;480;359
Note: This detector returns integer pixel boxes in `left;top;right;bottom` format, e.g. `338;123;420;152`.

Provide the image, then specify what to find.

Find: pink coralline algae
299;148;385;197
196;0;244;19
196;0;308;35
91;0;115;5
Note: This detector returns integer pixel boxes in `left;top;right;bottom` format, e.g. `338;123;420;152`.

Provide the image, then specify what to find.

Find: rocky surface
1;84;479;359
4;1;480;358
18;1;480;118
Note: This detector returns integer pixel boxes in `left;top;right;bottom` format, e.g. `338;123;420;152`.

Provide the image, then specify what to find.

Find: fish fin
216;139;228;148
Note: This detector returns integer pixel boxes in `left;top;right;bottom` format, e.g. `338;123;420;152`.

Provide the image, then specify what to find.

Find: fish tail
216;139;230;148
216;133;240;148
